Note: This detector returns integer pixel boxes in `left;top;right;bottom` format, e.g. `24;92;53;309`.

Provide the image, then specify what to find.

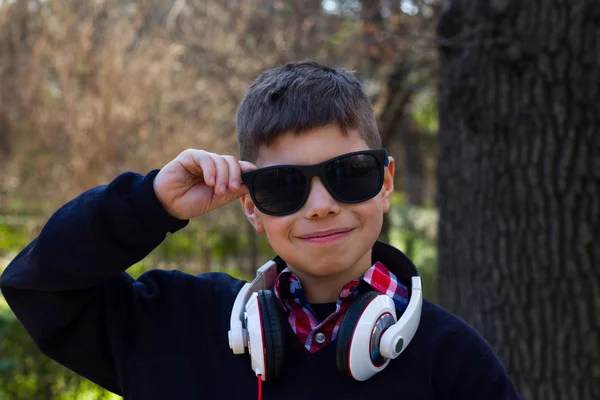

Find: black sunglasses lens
324;153;382;202
252;168;306;214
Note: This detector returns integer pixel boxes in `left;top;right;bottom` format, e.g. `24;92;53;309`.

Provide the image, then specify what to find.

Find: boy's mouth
297;228;354;243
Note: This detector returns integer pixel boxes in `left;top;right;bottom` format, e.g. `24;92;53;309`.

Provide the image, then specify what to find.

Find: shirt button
315;332;326;344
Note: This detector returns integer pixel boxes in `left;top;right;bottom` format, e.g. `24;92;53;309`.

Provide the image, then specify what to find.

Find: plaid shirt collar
273;261;409;353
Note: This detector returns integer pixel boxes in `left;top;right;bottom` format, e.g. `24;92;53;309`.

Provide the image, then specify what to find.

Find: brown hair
236;60;381;162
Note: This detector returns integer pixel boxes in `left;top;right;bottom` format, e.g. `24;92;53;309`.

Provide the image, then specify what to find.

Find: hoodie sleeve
0;170;192;395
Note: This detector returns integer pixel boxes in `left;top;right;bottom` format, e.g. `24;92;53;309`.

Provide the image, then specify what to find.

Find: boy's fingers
239;161;257;173
190;150;215;186
210;153;229;195
223;156;241;190
179;151;254;195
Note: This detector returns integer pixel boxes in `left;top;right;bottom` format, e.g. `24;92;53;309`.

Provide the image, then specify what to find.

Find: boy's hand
153;149;257;220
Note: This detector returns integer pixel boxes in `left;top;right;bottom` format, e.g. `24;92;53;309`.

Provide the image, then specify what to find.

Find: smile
297;228;354;244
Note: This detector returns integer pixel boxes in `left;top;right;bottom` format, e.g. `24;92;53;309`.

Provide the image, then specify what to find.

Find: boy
0;60;521;399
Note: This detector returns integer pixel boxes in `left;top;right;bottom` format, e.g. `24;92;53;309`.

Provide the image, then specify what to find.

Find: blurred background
0;0;598;399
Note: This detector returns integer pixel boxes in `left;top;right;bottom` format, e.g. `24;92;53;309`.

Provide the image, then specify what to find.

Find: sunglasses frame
241;148;389;216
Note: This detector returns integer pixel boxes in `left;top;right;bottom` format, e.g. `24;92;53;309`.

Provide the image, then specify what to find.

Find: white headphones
228;253;423;382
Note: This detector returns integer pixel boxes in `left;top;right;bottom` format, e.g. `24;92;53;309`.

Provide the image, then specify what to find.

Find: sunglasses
241;149;389;216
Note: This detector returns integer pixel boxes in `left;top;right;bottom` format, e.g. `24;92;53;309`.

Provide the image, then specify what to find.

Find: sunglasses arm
228;260;279;354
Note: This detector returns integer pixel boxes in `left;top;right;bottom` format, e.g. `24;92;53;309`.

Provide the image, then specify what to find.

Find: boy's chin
289;255;370;279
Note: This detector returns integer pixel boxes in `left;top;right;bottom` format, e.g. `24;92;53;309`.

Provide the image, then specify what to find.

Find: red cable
257;374;263;400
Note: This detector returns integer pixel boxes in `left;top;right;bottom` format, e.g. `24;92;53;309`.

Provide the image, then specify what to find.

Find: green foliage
0;217;32;257
388;193;438;302
411;91;439;136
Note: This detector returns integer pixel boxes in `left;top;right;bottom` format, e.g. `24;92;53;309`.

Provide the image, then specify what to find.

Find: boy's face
240;125;395;287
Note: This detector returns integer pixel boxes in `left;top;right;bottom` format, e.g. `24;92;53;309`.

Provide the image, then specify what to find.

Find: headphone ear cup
257;290;285;380
336;291;379;377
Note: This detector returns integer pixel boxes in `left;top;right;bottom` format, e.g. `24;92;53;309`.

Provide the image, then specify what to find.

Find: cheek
354;199;384;228
261;215;294;241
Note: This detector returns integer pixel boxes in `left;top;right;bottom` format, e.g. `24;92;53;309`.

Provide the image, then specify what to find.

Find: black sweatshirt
0;170;522;400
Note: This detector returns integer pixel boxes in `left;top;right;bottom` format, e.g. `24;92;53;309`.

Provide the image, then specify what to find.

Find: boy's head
236;59;381;163
237;60;395;303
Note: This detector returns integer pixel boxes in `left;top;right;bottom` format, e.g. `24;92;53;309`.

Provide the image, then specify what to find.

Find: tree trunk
436;1;600;399
379;62;425;206
359;0;384;77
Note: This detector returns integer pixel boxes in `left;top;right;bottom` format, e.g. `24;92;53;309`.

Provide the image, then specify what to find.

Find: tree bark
378;61;425;206
359;0;385;77
436;1;600;399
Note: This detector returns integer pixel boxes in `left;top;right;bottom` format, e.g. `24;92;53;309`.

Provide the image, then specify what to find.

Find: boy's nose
303;177;341;219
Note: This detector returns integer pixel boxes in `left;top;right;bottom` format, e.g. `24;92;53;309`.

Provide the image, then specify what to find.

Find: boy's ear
240;194;265;233
381;156;395;213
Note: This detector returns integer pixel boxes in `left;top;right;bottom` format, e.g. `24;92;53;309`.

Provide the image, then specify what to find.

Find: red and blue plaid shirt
273;261;409;353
